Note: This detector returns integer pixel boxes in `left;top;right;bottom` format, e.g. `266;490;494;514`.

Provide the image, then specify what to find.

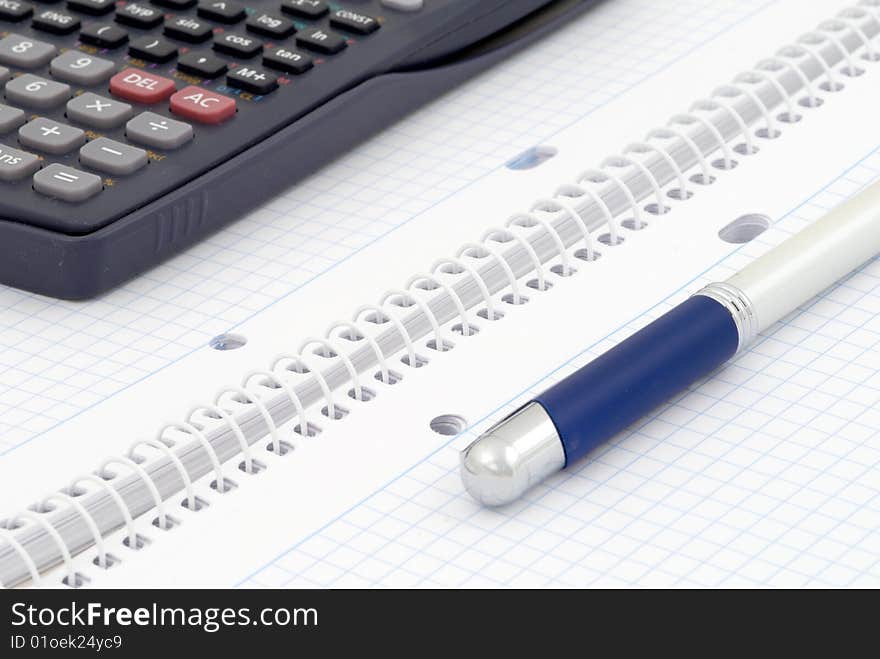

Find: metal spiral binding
2;4;880;589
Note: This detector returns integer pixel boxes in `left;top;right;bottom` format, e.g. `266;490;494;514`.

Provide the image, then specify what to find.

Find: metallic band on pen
694;282;758;353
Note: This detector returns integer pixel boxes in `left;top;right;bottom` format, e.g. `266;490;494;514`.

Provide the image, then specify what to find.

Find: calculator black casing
0;0;595;299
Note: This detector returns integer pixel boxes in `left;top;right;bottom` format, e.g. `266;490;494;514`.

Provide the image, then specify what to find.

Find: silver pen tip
459;402;565;507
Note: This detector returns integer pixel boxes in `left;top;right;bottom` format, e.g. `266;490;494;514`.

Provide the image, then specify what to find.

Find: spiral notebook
2;0;880;588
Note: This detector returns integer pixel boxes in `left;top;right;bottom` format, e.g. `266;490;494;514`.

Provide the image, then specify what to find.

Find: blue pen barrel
534;295;740;465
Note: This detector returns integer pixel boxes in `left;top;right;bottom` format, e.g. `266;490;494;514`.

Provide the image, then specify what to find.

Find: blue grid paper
240;154;880;589
0;0;772;455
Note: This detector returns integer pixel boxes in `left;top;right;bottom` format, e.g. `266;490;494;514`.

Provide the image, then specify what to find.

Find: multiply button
34;163;102;202
110;69;176;104
170;85;236;124
66;92;132;129
126;111;193;150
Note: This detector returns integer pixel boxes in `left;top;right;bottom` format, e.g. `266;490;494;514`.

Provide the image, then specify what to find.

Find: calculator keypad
0;0;399;217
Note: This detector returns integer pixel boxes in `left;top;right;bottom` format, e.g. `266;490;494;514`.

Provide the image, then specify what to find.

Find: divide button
110;68;176;104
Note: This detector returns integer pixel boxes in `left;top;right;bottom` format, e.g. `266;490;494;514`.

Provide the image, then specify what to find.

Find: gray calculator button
66;93;132;130
0;66;9;87
0;34;57;69
80;137;147;176
0;104;25;133
5;74;70;110
50;51;116;86
19;117;85;154
126;112;193;150
0;143;40;182
34;163;102;202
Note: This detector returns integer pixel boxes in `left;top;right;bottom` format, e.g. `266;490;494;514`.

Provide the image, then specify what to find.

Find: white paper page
33;0;879;587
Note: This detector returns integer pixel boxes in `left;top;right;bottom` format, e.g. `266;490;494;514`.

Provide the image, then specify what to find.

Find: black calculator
0;0;593;298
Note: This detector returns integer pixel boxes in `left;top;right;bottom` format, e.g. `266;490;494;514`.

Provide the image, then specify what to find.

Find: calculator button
170;85;235;124
296;28;346;55
226;65;276;94
19;117;84;154
0;143;39;181
263;47;311;74
381;0;422;10
110;68;176;104
0;66;8;86
196;0;243;24
0;0;33;22
126;111;192;149
329;9;379;35
66;92;132;129
176;51;227;78
79;23;128;49
129;36;178;63
115;3;163;29
79;137;147;175
66;0;115;15
213;32;261;58
164;16;213;43
32;8;80;34
0;34;56;68
5;74;70;109
0;104;25;133
34;163;102;202
50;51;115;85
280;0;326;19
152;0;196;8
246;13;295;39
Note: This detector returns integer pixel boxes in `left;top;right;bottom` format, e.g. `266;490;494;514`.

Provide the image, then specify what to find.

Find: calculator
0;0;594;298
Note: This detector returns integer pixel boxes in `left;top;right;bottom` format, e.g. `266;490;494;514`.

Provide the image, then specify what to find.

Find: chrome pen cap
460;402;566;506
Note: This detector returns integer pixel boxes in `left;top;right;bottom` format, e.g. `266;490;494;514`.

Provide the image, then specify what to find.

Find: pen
460;179;880;506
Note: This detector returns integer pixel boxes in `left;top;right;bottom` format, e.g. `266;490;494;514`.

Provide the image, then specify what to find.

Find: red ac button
170;86;236;125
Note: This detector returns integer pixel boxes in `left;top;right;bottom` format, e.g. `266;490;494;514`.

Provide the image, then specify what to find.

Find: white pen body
727;180;880;334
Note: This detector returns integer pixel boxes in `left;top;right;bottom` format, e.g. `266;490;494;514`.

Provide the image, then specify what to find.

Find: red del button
110;69;176;104
170;86;236;125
